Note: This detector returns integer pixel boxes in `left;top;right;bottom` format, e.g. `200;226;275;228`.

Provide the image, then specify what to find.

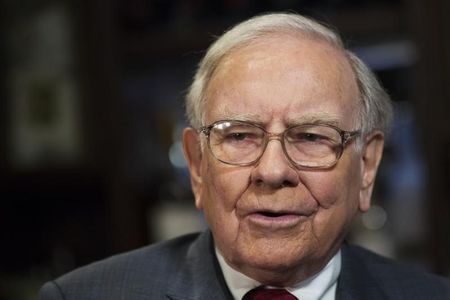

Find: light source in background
169;140;187;169
362;204;388;230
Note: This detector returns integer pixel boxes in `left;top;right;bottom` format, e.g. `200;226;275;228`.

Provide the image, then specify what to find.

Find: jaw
216;214;345;286
224;238;341;287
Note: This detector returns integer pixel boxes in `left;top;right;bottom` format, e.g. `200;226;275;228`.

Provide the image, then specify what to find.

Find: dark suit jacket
39;231;450;300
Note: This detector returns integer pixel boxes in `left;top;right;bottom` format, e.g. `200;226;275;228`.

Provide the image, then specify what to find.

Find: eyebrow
217;111;342;127
287;114;342;127
217;112;264;125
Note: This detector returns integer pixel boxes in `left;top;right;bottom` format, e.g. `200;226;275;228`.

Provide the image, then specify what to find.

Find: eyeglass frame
198;120;361;170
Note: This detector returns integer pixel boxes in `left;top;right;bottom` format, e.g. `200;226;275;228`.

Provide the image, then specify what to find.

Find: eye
223;131;259;144
289;132;326;143
226;132;250;141
286;125;340;145
297;132;324;142
214;124;263;146
210;122;264;148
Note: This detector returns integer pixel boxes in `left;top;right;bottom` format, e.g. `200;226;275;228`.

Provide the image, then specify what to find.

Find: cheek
200;159;250;226
314;179;340;208
299;168;362;247
301;158;362;210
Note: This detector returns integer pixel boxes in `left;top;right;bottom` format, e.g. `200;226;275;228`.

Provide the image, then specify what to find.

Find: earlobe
359;131;385;212
182;128;204;209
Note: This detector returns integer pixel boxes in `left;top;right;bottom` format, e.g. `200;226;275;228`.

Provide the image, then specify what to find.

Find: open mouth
247;210;303;227
259;211;287;218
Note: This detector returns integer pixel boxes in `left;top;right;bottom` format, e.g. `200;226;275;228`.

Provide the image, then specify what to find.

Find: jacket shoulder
39;232;202;300
340;244;450;299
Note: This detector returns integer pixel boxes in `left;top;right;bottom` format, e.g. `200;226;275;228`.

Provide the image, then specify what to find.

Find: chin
240;258;305;286
236;248;307;272
228;241;330;285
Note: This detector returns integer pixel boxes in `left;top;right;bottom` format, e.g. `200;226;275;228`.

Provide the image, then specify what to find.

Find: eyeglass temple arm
342;130;360;145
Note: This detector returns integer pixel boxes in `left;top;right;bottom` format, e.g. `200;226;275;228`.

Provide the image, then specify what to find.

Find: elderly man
40;12;450;300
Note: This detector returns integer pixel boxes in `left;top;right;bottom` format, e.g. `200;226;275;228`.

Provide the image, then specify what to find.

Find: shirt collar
216;248;341;300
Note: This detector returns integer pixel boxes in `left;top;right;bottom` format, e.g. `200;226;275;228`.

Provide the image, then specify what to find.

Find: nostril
254;178;264;187
251;168;300;188
280;180;295;188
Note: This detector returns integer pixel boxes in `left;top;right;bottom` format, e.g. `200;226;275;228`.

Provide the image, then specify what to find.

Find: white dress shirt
216;249;341;300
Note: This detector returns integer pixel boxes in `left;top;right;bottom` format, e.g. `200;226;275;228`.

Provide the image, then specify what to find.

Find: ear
182;127;204;210
359;131;385;212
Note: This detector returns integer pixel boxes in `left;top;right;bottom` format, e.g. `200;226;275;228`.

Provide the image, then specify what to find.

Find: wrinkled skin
183;34;384;286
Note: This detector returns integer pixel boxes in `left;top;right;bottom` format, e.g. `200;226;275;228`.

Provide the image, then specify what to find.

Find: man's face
183;35;384;285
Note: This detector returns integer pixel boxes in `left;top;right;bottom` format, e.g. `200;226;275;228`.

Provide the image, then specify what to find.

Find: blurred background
1;0;450;299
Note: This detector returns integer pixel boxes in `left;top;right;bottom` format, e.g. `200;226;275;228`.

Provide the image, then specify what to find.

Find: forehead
204;34;360;128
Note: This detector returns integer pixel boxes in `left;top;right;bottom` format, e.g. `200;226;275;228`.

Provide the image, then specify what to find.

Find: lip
245;211;306;229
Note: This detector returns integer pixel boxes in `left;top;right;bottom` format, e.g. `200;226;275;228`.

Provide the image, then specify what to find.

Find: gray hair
186;12;393;137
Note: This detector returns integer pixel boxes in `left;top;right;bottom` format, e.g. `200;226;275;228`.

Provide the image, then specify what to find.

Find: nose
250;138;300;188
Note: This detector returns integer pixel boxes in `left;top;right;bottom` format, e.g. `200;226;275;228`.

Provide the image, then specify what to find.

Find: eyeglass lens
207;121;343;168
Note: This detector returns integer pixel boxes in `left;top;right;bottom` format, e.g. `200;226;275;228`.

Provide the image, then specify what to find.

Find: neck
216;247;342;300
238;260;328;286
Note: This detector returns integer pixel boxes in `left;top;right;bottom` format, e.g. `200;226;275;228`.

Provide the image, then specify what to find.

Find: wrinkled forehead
204;34;361;128
208;32;350;82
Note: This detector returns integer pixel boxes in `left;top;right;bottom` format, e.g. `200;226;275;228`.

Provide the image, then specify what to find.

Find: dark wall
1;0;449;299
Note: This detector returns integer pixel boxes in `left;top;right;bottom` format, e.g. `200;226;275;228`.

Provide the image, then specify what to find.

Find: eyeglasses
199;120;360;169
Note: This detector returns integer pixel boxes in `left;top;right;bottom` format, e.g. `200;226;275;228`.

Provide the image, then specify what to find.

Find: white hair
186;12;393;137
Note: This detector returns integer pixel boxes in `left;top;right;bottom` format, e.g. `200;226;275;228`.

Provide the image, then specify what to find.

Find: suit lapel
165;234;392;299
166;231;233;300
336;244;387;300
